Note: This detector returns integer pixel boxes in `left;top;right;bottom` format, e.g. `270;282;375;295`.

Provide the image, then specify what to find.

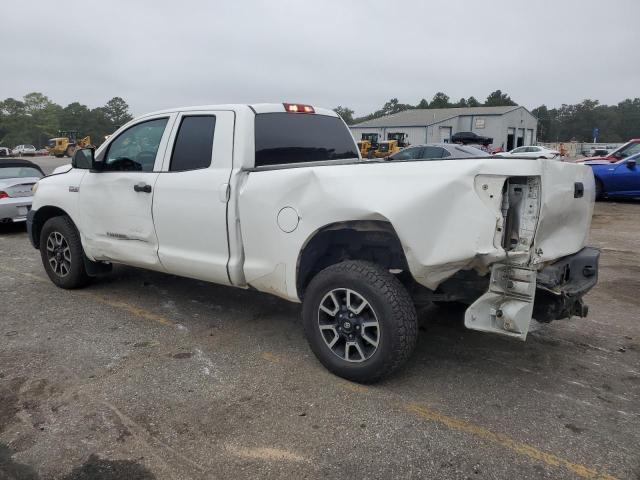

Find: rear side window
255;113;358;167
170;116;216;171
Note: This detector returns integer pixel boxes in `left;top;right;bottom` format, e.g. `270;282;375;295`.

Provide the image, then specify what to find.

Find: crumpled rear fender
238;158;594;304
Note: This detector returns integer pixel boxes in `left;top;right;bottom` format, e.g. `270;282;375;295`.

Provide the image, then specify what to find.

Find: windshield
255;113;359;167
612;141;640;158
0;166;43;179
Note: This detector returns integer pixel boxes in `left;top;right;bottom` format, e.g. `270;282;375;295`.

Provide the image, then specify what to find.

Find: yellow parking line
407;404;618;480
90;294;173;326
0;266;173;327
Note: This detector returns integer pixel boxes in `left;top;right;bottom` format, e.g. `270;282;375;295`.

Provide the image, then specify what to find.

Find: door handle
133;183;152;193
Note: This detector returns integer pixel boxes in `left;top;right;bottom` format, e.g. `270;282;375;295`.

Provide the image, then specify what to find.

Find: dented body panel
238;158;594;302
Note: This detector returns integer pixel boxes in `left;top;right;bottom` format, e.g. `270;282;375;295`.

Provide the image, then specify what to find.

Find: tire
302;260;418;383
595;178;604;200
39;216;90;289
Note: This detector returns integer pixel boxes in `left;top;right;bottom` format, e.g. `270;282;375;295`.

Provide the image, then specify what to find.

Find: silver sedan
388;143;490;161
0;160;44;224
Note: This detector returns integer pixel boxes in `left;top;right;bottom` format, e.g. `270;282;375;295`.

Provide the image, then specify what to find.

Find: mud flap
464;263;537;340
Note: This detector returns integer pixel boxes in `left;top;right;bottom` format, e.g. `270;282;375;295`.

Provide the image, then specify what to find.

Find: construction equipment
357;133;379;158
47;130;93;158
387;132;409;148
373;133;410;158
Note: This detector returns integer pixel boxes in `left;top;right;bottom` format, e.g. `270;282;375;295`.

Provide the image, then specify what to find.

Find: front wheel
595;178;604;200
302;260;418;383
39;216;90;289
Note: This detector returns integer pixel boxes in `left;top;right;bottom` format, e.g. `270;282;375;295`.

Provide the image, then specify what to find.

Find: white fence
537;141;624;158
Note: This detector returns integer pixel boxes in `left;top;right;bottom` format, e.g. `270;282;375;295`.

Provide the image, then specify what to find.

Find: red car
576;139;640;163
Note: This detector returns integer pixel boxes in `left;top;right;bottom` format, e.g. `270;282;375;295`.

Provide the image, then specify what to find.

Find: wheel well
296;221;409;299
31;206;70;248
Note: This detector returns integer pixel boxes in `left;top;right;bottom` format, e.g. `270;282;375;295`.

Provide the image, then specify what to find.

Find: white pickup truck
27;103;599;382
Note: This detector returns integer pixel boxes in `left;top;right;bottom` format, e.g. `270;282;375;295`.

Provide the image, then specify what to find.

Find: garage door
525;129;533;145
439;126;452;143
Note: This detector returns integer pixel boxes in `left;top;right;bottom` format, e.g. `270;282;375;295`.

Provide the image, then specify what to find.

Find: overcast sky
2;0;638;116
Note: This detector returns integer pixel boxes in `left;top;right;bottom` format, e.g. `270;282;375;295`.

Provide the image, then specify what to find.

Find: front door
152;110;235;285
612;159;640;195
79;115;174;270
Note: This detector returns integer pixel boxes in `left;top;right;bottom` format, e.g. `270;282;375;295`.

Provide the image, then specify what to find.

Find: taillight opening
283;103;315;114
0;191;9;199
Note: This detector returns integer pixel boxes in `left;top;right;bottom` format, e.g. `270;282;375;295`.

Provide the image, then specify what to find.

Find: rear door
152;110;235;285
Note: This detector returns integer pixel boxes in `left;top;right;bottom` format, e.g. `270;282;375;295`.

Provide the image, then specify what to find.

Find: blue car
586;152;640;199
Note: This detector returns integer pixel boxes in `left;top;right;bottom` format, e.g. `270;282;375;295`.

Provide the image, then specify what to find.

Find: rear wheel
39;216;89;289
65;145;75;157
302;260;418;383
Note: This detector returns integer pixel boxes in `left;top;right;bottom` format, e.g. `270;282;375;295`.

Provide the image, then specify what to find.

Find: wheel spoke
63;247;71;262
347;290;368;314
319;324;340;348
319;292;339;317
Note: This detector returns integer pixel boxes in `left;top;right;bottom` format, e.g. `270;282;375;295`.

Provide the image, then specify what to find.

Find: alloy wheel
317;288;380;363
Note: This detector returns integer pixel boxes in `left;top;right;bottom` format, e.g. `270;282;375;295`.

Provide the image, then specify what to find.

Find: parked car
0;160;44;224
12;144;37;157
586;152;640;199
0;147;12;157
387;143;490;160
27;102;598;382
451;131;493;146
35;148;50;156
577;139;640;163
496;145;560;159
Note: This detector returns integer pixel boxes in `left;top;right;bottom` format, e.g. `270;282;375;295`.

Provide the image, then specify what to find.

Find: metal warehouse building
350;106;538;150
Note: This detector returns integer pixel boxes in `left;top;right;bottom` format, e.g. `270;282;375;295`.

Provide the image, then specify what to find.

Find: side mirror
627;159;636;168
72;147;94;169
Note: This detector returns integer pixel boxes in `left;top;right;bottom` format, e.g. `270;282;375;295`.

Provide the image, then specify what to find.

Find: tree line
335;90;640;143
0;93;133;149
1;90;638;147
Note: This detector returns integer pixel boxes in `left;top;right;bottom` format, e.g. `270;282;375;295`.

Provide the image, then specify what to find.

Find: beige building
350;106;538;150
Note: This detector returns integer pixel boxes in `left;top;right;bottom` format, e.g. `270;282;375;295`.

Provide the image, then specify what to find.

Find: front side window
170;116;216;171
255;113;358;167
103;118;168;171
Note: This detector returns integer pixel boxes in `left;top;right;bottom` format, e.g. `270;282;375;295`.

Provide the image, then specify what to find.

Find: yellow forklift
47;130;93;158
374;132;409;158
357;133;380;159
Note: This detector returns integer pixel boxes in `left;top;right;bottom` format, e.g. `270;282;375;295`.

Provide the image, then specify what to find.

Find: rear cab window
254;113;359;167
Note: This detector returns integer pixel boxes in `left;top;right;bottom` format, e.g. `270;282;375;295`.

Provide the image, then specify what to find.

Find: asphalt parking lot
1;159;639;479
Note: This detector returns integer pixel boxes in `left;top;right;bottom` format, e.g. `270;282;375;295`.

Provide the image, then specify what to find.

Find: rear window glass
255;113;358;167
454;145;489;156
0;166;43;179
